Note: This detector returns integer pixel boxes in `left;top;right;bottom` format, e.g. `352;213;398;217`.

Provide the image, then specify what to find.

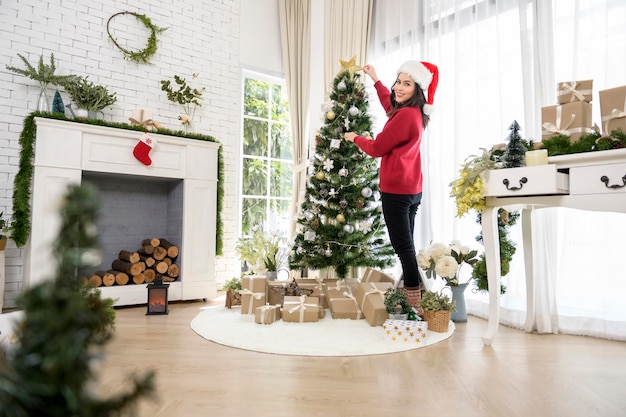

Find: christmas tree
289;57;395;278
52;89;65;114
0;184;154;416
502;120;528;168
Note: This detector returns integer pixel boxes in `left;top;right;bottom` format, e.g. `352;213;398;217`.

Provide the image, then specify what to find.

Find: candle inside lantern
525;149;548;166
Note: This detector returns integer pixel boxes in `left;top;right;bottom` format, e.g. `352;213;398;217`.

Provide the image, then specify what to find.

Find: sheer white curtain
369;0;626;340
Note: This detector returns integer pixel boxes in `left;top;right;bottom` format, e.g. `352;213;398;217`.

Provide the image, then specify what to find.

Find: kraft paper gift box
240;276;267;315
360;267;397;287
541;101;594;143
356;282;394;326
295;279;326;308
599;85;626;135
382;319;428;344
556;80;593;104
282;295;320;323
254;304;281;324
267;279;314;306
326;287;364;320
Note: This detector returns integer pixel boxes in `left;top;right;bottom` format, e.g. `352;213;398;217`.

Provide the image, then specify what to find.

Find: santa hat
397;61;439;115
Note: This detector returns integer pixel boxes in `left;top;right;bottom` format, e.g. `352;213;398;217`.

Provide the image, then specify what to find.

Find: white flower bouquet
417;240;479;286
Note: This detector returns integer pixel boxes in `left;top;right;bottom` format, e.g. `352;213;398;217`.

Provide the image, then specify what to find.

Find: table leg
481;206;501;345
521;208;535;332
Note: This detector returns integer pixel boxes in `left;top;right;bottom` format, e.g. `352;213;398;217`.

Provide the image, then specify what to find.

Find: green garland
11;112;224;255
107;11;167;64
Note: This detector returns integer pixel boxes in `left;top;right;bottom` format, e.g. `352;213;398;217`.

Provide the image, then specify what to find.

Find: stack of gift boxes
542;80;626;142
237;269;429;344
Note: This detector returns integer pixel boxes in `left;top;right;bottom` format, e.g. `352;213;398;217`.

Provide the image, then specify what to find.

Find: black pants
381;192;422;288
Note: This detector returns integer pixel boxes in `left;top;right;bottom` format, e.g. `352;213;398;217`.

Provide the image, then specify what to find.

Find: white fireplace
25;118;219;306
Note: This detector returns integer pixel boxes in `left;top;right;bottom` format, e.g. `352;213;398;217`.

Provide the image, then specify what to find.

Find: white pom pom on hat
397;60;439;115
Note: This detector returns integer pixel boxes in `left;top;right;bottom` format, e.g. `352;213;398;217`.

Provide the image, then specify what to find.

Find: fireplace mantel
25;118;219;306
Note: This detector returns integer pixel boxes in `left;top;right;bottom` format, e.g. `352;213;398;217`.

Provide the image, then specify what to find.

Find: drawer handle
600;175;626;189
503;177;527;191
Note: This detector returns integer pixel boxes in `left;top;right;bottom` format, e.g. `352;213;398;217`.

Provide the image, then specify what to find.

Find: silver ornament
348;105;359;116
361;187;373;198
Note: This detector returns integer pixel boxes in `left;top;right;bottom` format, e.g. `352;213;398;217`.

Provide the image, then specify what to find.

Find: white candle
525;149;548;166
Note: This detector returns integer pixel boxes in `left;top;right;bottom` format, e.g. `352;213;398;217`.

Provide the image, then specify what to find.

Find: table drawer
484;165;569;197
569;162;626;195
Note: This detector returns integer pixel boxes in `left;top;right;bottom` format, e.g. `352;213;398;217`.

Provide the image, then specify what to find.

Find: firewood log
155;261;169;274
107;269;129;286
142;237;160;247
144;268;156;283
118;250;140;263
163;257;172;266
139;255;155;268
152;246;167;261
159;238;179;258
111;259;143;276
138;245;154;256
167;264;179;279
131;272;146;285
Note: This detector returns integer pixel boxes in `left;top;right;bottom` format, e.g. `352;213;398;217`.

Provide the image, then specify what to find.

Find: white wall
0;0;285;309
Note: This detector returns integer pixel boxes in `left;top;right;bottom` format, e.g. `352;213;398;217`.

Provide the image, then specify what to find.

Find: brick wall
0;0;243;309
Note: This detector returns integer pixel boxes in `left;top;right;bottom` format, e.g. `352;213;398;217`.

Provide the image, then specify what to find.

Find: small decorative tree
502;120;528;168
52;89;65;114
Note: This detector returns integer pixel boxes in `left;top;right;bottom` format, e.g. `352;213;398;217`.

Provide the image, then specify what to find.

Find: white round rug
190;305;455;356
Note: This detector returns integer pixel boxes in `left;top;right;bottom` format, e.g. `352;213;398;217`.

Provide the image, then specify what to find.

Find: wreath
107;11;167;64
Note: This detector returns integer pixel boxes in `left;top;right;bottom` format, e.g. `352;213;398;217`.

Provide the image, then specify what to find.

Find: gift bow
333;278;349;291
542;106;576;137
558;82;591;102
129;109;161;130
239;288;265;314
602;98;626;134
328;290;362;319
287;294;317;322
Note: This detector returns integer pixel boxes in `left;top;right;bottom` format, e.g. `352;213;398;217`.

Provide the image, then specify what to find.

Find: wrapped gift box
255;304;281;324
267;279;314;306
240;276;267;315
282;295;320;323
382;319;428;344
326;287;363;320
556;80;593;104
295;279;326;308
360;267;397;286
541;101;593;143
356;282;394;326
599;85;626;135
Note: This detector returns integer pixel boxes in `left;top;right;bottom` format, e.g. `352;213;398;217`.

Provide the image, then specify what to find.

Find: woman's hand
362;64;379;83
344;132;358;142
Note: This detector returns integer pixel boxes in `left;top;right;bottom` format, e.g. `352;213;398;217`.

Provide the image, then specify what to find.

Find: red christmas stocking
133;132;156;166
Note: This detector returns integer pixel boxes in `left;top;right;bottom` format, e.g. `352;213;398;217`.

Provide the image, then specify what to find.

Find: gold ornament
326;111;336;121
356;198;364;210
336;213;345;223
316;171;325;180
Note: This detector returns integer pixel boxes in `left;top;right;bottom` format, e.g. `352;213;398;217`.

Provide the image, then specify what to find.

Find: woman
344;61;438;310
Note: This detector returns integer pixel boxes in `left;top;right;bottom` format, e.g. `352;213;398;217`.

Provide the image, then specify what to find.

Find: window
240;71;293;237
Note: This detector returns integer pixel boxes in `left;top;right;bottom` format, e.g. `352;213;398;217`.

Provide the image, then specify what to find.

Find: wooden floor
96;295;626;417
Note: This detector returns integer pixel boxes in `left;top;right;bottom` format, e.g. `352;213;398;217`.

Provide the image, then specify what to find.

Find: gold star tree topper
338;55;362;76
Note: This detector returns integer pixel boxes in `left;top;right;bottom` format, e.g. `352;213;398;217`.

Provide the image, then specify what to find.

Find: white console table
480;148;626;345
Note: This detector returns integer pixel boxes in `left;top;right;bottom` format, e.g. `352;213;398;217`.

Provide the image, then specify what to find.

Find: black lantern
146;278;170;315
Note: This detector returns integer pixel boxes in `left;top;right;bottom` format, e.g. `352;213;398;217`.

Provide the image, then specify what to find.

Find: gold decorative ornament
107;11;167;64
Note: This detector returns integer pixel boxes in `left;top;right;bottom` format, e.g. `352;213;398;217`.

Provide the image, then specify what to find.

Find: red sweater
353;81;424;194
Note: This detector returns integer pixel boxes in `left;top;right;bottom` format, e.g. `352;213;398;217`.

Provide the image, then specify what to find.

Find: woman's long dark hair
388;83;430;129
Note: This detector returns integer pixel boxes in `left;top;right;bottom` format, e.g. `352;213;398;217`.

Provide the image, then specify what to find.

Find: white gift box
382;319;428;344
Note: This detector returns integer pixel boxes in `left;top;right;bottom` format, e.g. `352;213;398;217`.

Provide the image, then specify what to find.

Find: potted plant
5;52;78;111
235;226;288;280
64;76;117;118
420;290;456;333
384;288;412;320
160;73;205;131
0;211;10;251
223;277;242;308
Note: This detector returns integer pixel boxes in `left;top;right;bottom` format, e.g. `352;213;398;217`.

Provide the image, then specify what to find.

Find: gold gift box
356;282;394;326
254;304;281;324
599;85;626;135
541;101;593;143
282;296;320;323
326;287;363;320
556;80;593;104
382;319;428;344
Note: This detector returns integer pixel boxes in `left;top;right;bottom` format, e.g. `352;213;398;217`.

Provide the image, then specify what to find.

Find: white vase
75;108;89;119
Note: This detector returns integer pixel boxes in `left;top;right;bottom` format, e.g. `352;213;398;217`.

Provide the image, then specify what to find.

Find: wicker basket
423;309;451;333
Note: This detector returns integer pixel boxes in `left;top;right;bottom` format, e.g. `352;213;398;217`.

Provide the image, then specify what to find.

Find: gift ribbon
557;82;591;102
542;106;576;137
258;304;277;323
286;294;317;322
601;97;626;134
239;288;265;314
